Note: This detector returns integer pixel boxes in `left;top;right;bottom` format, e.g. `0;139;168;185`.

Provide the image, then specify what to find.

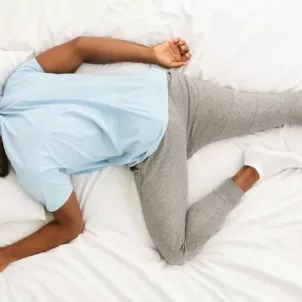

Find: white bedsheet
2;1;302;301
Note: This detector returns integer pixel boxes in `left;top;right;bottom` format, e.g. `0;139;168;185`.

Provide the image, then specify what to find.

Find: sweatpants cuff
213;178;245;208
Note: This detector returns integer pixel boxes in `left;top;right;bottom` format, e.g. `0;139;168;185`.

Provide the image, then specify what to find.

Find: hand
0;248;11;273
152;37;191;69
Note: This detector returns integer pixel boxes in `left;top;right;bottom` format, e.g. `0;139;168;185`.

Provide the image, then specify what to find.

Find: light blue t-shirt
0;59;168;212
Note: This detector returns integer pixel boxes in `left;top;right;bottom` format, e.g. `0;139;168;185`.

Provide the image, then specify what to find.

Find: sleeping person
0;36;302;271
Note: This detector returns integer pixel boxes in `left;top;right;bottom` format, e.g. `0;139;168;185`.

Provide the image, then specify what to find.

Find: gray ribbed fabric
133;72;302;264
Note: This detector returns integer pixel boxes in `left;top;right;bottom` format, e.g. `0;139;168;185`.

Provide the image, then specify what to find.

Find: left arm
0;192;83;272
36;36;191;74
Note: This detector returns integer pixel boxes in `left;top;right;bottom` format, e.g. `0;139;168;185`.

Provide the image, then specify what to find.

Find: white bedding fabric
0;170;45;224
2;1;302;301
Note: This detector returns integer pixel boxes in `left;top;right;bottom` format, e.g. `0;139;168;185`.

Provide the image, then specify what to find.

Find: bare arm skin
36;36;191;73
0;192;82;272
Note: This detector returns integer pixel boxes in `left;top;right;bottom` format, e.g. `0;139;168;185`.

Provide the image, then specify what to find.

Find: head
0;136;9;177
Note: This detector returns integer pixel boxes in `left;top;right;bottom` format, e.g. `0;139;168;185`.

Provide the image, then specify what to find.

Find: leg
134;99;247;264
134;74;302;264
185;78;302;157
133;114;189;264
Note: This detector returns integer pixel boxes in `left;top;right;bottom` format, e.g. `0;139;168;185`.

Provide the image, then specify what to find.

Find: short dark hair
0;145;9;178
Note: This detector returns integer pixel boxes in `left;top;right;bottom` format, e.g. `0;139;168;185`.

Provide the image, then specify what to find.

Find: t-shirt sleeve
13;58;44;74
18;168;73;212
4;58;44;95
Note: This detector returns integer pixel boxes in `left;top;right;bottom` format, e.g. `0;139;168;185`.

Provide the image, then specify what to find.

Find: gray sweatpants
133;72;302;265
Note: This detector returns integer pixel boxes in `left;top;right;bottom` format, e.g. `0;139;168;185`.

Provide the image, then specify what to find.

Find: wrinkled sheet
1;1;302;301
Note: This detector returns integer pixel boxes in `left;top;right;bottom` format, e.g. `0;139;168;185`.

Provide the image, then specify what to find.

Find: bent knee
160;246;188;265
164;254;186;265
155;232;191;265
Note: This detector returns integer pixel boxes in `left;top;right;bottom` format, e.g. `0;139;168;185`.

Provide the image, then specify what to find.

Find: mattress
2;0;302;301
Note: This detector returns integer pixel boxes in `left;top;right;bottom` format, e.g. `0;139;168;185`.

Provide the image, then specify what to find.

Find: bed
2;0;302;301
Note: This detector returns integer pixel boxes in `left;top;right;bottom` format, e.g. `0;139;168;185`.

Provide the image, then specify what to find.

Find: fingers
174;37;191;58
169;39;183;57
171;61;187;68
179;42;189;54
170;37;191;68
174;37;181;44
181;52;191;62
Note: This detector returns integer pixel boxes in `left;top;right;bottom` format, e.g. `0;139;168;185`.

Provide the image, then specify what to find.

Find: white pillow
0;212;53;247
0;220;45;247
0;50;33;96
0;170;46;223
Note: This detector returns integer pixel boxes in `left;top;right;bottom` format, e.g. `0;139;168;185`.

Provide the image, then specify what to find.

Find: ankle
232;166;260;193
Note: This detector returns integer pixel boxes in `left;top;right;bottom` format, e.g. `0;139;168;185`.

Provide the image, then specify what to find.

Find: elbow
65;221;84;241
73;221;85;238
73;36;86;57
79;221;85;234
73;36;84;46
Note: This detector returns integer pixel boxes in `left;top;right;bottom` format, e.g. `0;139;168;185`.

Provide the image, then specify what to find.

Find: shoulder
15;150;73;212
3;58;44;95
3;131;48;176
17;167;73;212
12;58;44;75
